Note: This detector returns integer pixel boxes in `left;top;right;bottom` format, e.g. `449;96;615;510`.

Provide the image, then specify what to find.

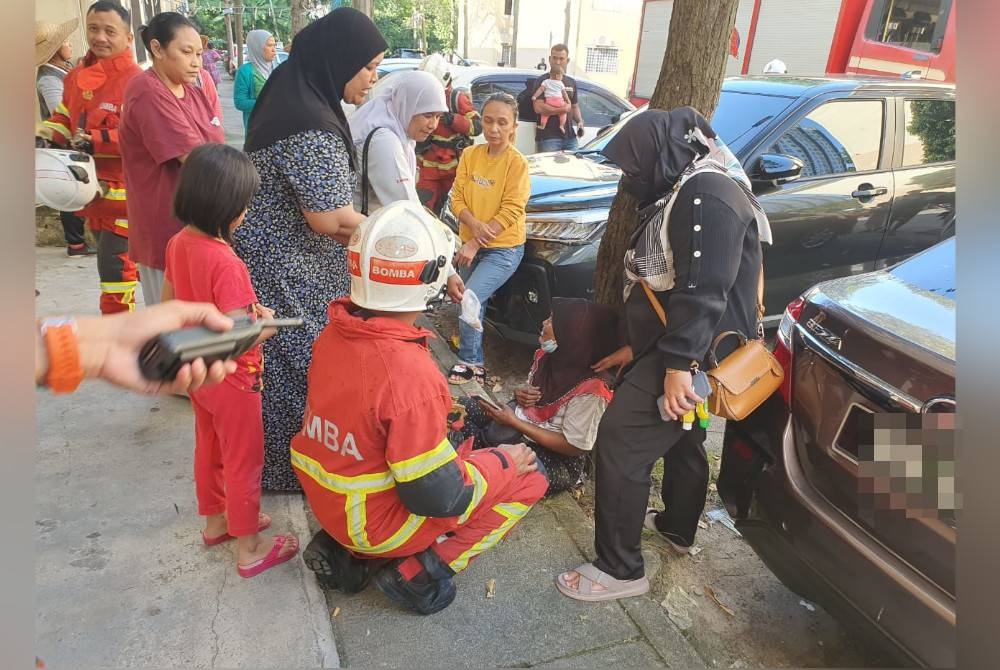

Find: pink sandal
237;534;299;579
202;513;272;547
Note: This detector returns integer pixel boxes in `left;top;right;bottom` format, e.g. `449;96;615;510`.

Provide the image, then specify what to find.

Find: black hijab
602;107;717;205
243;7;387;167
531;298;620;407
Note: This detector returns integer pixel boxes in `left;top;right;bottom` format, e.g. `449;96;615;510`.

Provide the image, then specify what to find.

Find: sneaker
302;529;377;594
374;558;456;615
643;507;692;555
67;244;97;256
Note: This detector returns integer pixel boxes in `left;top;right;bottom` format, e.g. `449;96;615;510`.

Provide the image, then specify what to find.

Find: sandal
555;562;649;602
448;363;485;386
237;533;300;579
643;507;692;555
202;512;272;546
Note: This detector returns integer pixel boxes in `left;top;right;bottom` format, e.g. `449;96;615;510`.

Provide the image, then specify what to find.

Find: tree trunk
592;0;738;309
290;0;310;40
354;0;374;17
234;0;245;68
510;0;519;66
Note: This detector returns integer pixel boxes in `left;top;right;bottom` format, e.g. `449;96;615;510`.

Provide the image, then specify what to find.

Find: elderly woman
120;12;224;306
349;70;447;213
231;8;388;491
555;108;772;601
233;29;276;130
455;298;620;494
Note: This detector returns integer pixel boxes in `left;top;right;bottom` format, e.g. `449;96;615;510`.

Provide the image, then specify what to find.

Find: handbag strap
643;264;765;326
707;330;749;368
360;127;381;216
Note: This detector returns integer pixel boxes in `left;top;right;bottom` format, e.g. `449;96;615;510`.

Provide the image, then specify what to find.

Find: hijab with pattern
243;7;387;166
529;298;620;407
349;70;447;177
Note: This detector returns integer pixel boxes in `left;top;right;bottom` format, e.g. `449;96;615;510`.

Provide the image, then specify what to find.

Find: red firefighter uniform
42;49;142;314
291;299;547;572
415;85;482;214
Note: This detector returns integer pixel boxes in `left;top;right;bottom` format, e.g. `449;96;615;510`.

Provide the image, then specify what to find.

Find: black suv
443;76;956;343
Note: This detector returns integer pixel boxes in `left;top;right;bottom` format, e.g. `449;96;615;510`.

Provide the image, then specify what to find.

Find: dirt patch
35;206;97;248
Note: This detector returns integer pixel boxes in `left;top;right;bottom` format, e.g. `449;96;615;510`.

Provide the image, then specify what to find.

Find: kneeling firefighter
293;201;548;614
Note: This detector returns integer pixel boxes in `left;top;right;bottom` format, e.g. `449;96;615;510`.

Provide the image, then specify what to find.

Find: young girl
448;92;531;385
162;143;299;578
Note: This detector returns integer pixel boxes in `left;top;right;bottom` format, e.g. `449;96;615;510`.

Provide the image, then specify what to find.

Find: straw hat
36;18;79;67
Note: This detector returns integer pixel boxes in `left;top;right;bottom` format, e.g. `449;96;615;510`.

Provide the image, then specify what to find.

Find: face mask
540;339;558;354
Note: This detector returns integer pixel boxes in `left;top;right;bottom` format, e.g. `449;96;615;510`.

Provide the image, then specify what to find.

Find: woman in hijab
455;298;620;494
555;107;772;602
231;8;387;491
233;29;276;130
350;70;447;213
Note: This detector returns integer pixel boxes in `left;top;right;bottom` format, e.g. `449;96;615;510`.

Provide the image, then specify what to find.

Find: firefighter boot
302;529;379;594
374;549;456;615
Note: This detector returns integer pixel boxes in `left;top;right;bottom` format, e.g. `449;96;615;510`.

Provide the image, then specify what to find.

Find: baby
532;65;572;135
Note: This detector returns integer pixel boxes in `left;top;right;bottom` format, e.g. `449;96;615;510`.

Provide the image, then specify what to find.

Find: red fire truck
629;0;955;106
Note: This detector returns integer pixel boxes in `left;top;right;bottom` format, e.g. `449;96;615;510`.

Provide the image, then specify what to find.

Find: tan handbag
641;266;784;421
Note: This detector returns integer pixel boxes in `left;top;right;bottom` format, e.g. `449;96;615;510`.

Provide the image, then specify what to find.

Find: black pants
60;211;86;246
593;377;709;581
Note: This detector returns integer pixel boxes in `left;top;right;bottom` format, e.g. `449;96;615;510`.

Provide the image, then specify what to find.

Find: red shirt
164;228;262;392
120;70;225;269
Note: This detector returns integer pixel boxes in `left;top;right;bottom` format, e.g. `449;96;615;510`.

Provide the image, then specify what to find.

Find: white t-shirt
514;393;609;452
354;128;419;213
542;78;568;100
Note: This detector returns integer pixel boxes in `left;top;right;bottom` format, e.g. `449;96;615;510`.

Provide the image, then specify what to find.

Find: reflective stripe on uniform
388;438;456;483
100;280;138;293
448;501;530;573
418;158;461;170
457;461;488;525
104;187;126;201
114;218;128;230
55;102;69;116
43;120;71;138
290;448;395;494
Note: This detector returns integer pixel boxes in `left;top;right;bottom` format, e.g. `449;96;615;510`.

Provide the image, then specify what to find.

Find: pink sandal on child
202;512;272;546
237;534;300;579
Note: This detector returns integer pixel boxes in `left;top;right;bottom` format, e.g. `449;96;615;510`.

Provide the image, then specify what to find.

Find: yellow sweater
450;144;530;248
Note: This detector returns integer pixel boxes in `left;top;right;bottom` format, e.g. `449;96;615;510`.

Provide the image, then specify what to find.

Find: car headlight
525;209;609;243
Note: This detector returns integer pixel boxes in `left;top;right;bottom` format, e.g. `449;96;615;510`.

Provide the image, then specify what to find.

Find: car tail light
774;296;805;405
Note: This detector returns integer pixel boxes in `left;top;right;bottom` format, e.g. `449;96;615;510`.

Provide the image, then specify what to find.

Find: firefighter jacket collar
75;48;137;91
327;298;436;346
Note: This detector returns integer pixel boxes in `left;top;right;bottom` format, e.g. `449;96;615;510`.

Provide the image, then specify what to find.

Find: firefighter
294;201;548;614
415;53;482;216
37;1;142;314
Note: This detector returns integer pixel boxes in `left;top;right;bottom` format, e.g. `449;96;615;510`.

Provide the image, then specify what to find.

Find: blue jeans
538;134;580;153
458;245;525;366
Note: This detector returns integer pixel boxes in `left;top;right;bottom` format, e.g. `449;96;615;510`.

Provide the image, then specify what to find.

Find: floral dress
233;129;355;491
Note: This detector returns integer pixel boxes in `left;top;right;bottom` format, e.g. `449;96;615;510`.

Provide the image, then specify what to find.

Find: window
902;99;955;166
864;0;952;54
470;78;529;114
769;100;884;178
585;46;619;74
501;43;512;66
576;88;626;128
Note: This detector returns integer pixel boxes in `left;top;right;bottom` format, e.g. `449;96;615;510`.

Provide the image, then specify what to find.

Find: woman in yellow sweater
448;93;531;385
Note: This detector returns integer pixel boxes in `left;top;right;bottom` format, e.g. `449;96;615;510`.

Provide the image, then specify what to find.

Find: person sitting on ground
455;297;620;494
531;64;572;135
294;201;548;615
349;70;447;213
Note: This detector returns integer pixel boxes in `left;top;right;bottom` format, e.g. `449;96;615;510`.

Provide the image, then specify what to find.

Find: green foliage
370;0;456;54
189;1;297;45
908;100;955;163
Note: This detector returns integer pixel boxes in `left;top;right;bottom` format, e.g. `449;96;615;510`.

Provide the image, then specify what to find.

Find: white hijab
246;29;275;80
350;70;447;175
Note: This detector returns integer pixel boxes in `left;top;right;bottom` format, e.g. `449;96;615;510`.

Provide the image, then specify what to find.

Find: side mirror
753;153;804;184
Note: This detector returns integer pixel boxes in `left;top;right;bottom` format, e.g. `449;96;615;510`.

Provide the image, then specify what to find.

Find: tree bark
510;0;520;67
354;0;374;17
290;0;310;40
592;0;739;309
234;0;245;68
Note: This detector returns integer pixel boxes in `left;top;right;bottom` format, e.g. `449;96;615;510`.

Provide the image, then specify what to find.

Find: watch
40;316;84;394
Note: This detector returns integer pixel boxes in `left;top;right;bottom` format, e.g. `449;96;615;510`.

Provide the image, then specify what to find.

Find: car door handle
851;186;888;199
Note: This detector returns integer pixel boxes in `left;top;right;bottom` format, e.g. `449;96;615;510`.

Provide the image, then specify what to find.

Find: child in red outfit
162;143;299;578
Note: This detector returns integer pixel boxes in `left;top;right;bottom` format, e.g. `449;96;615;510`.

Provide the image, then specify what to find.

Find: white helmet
348;201;456;312
763;59;787;74
419;53;452;87
35;148;101;211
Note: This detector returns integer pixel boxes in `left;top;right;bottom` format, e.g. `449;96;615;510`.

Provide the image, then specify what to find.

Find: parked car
443;75;955;343
376;57;423;78
717;237;956;667
368;66;635;156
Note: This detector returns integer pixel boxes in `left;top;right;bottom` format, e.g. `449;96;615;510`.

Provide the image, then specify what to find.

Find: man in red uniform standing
38;1;142;314
415;54;482;216
294;201;548;614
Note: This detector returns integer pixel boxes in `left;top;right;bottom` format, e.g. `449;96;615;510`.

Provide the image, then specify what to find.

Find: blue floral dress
233;129;355;491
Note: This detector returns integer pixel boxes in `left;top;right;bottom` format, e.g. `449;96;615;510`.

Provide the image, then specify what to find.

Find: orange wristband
40;317;84;394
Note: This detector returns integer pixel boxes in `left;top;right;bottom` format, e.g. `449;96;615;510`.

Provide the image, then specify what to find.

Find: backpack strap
360;127;381;216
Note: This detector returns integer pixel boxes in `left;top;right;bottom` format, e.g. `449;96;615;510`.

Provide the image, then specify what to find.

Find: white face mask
540;338;558;354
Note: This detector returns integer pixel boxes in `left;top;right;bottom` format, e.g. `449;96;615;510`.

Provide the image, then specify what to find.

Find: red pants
416;165;457;216
191;381;264;537
423;449;548;574
88;217;137;314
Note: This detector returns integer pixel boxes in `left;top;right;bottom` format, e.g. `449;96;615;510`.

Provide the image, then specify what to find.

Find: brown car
718;238;956;667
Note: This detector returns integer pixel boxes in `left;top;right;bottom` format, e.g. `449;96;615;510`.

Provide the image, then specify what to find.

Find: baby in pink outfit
532;65;572;135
